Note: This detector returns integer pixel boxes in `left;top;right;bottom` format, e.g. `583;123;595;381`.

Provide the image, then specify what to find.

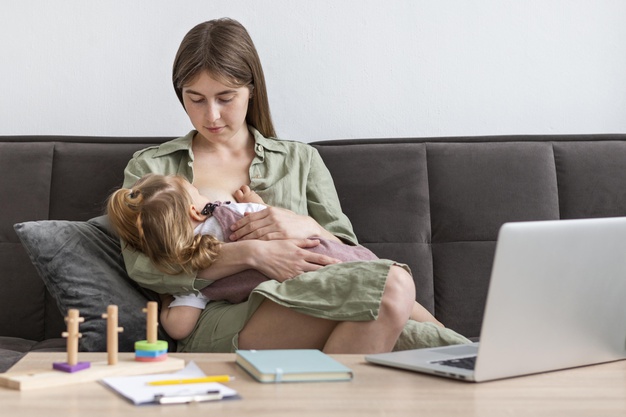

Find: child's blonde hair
107;174;221;275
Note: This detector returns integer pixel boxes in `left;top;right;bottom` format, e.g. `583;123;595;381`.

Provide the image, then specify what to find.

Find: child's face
183;181;211;212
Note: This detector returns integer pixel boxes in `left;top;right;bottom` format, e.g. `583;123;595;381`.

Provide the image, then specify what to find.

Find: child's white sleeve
229;202;266;216
169;293;210;309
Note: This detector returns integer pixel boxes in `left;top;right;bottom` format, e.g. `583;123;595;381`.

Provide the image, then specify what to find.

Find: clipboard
100;361;239;405
154;389;223;404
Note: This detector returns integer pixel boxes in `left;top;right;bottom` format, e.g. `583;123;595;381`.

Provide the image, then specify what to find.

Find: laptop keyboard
432;356;477;370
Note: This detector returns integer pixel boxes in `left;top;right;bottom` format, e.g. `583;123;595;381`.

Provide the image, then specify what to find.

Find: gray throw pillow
13;216;173;352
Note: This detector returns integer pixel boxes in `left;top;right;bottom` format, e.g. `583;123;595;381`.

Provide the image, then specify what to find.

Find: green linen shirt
121;127;358;295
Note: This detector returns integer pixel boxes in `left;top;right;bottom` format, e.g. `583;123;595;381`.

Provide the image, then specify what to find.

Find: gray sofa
2;133;626;373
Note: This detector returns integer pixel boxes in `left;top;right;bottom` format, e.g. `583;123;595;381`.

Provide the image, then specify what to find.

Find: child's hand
234;185;265;204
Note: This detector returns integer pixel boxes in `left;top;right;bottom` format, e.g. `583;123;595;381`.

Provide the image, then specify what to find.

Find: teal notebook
235;349;353;383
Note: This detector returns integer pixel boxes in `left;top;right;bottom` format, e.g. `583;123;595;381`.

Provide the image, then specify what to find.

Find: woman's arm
122;246;197;294
197;238;340;282
304;147;358;244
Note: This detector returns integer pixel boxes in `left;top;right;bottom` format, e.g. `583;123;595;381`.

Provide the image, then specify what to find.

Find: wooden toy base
0;356;185;391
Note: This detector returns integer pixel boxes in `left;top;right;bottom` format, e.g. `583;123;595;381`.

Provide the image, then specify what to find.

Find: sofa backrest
313;135;626;337
0;137;169;342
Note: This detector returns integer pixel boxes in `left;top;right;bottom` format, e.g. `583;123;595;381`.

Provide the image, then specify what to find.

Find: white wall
1;0;625;141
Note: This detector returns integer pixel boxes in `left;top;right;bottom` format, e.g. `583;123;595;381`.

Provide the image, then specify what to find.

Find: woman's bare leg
238;300;338;350
238;265;416;354
410;302;444;327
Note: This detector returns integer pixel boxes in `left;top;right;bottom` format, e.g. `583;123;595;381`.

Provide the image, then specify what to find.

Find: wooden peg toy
101;305;124;365
135;301;168;362
53;309;90;373
143;301;158;344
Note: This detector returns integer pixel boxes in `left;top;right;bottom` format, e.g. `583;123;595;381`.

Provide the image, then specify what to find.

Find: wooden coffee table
1;352;625;416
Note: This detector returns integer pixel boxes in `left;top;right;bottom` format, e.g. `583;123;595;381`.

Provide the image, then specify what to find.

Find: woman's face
182;71;251;145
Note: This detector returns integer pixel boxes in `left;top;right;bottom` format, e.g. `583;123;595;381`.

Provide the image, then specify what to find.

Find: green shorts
177;259;401;352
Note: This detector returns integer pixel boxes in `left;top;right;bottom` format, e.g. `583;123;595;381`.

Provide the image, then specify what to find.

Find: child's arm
159;294;207;340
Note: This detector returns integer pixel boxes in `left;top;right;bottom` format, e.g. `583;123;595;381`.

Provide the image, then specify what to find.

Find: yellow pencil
147;375;233;386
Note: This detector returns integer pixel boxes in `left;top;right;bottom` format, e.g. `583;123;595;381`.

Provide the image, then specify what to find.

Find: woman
121;18;469;353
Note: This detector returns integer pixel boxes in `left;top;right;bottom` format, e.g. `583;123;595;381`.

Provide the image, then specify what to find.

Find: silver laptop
366;217;626;382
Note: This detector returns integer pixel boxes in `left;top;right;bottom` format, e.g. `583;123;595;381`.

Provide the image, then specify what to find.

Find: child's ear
189;205;207;221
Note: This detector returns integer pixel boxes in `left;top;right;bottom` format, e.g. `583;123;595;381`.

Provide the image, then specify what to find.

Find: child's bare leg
411;302;444;327
234;185;265;204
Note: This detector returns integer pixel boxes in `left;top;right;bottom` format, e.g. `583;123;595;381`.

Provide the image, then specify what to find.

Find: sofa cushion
0;142;65;341
0;336;66;373
426;142;561;336
13;216;173;352
314;143;435;313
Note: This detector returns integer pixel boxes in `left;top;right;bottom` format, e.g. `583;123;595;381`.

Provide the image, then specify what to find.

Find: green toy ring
135;340;168;352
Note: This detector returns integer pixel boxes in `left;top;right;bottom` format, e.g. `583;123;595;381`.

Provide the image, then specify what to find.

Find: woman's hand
250;238;341;282
229;206;340;242
196;239;341;283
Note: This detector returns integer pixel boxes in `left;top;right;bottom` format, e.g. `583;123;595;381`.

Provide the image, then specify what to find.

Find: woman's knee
380;265;416;320
385;265;416;301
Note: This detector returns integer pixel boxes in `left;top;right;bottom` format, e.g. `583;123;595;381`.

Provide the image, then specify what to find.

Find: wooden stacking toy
0;303;184;391
52;309;91;373
134;301;168;362
101;304;124;365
